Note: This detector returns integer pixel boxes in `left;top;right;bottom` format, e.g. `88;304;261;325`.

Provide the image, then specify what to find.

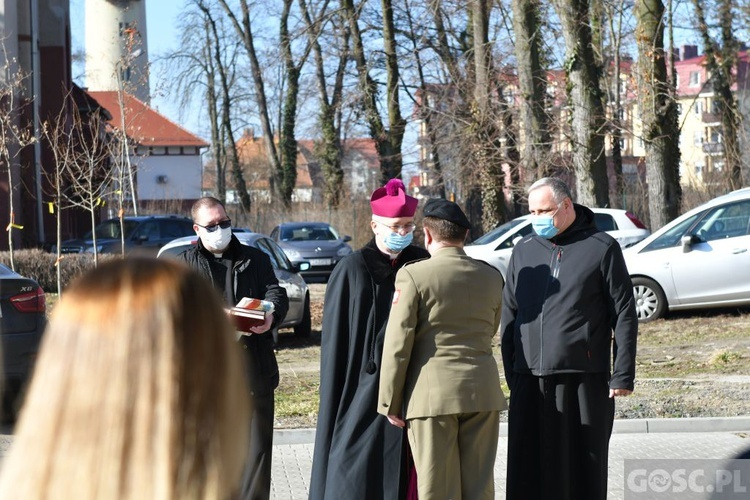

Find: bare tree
300;0;350;207
471;0;507;230
218;0;312;207
58;105;115;266
551;0;610;207
692;0;743;190
341;0;407;182
636;0;682;229
511;0;553;180
0;54;36;269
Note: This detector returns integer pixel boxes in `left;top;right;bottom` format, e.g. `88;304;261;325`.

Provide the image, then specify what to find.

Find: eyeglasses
196;219;232;233
374;220;417;234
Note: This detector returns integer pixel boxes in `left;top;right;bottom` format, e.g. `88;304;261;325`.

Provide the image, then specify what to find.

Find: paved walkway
271;417;750;499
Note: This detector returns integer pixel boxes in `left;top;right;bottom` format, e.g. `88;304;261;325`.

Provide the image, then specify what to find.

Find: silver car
269;222;353;282
158;233;311;343
624;188;750;322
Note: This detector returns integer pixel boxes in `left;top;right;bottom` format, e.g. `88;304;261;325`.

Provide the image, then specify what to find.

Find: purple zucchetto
370;179;418;218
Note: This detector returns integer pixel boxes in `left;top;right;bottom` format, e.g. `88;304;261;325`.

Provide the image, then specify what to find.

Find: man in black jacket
180;197;288;500
501;177;638;500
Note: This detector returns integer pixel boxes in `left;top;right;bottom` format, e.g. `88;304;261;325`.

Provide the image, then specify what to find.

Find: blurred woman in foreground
0;257;250;499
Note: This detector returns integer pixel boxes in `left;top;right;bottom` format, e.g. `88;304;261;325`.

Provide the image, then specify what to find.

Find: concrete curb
273;417;750;445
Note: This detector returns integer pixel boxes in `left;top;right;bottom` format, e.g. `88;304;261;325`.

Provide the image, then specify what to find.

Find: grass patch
276;370;320;420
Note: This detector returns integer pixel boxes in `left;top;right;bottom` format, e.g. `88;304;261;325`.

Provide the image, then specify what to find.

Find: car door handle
732;248;747;254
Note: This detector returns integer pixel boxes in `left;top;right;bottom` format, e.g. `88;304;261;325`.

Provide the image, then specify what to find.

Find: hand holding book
228;298;276;334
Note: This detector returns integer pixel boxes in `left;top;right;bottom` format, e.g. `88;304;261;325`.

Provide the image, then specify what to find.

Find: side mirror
294;261;311;273
681;234;696;253
342;235;352;243
135;234;149;243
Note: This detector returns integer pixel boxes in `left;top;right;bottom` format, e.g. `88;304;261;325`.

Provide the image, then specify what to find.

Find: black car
269;222;353;282
0;263;46;420
58;215;195;256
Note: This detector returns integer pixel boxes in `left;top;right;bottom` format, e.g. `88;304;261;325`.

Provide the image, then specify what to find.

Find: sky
70;0;196;136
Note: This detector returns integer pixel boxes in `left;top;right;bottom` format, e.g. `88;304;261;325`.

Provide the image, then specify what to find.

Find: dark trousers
240;391;275;500
506;373;614;500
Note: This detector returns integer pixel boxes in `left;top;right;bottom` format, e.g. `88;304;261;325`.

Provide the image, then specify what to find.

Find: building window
689;71;701;86
710;128;722;143
695;164;704;176
713;161;724;172
694;100;704;115
694;131;703;145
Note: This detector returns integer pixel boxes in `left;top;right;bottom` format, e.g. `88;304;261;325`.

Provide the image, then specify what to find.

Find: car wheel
632;277;667;322
294;294;312;338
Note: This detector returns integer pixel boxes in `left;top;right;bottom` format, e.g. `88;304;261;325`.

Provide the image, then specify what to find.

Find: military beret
423;198;471;229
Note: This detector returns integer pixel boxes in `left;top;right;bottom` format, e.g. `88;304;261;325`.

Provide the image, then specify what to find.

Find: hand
609;388;633;398
387;415;405;428
248;314;274;335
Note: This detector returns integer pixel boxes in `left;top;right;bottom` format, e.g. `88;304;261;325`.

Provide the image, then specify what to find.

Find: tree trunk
693;0;742;191
300;0;346;207
636;0;682;229
341;0;404;182
511;0;552;180
218;0;283;198
472;0;506;231
552;0;609;207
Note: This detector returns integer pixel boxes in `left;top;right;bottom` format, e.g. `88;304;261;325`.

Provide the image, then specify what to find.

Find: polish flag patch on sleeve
392;290;400;304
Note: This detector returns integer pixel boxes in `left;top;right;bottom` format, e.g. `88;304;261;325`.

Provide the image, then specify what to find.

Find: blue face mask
532;215;559;239
384;231;414;252
531;205;561;239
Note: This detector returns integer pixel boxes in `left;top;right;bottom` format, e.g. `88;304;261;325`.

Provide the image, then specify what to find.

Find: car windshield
470;219;527;245
281;225;339;241
84;220;140;240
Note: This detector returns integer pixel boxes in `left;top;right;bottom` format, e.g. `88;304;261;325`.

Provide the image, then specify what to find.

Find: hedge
0;250;119;292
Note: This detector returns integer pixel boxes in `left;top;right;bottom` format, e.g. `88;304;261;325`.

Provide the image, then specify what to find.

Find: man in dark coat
501;177;638;500
180;197;288;500
309;179;429;500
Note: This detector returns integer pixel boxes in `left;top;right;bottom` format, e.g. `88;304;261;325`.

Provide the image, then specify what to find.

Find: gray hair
528;177;573;204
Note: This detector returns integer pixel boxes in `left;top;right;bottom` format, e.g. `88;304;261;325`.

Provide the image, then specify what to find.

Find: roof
86;91;209;148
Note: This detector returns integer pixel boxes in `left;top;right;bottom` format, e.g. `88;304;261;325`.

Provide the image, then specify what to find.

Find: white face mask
201;226;232;252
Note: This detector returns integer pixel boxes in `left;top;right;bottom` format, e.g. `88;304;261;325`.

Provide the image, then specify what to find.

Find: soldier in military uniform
378;198;507;500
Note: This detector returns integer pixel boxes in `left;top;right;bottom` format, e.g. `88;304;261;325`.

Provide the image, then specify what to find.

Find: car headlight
284;249;302;260
337;246;352;257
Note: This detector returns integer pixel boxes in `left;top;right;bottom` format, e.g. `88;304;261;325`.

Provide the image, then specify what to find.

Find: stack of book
229;297;274;332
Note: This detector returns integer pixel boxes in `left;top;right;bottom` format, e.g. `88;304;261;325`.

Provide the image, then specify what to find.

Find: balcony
701;113;721;124
702;142;723;154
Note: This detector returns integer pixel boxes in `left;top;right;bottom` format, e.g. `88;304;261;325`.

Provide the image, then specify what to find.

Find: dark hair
423;217;468;243
191;197;225;221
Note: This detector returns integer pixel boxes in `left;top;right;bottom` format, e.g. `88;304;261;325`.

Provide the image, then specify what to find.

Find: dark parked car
269;222;353;282
57;215;195;256
0;263;46;420
157;233;312;344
